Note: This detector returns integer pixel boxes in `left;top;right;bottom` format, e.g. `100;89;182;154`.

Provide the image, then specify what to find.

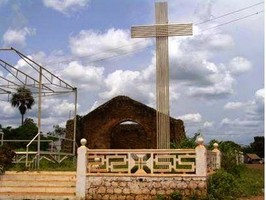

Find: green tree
47;125;66;138
2;118;49;151
242;136;264;158
11;86;35;125
171;132;200;149
251;136;264;158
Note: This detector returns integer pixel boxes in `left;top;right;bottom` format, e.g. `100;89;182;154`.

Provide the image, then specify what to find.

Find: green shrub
170;191;182;200
208;169;239;199
226;164;246;177
0;145;16;173
218;141;241;171
156;194;167;200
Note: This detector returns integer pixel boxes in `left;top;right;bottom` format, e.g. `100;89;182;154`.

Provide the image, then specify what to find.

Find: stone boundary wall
75;138;221;200
86;175;207;200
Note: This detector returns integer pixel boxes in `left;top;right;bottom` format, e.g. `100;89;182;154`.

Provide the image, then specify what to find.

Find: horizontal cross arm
131;23;193;38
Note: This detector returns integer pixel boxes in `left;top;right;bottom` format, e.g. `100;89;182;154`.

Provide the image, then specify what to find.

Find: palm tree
11;86;35;125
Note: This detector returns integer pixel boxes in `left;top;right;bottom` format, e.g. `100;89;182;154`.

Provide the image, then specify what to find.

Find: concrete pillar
76;138;88;200
239;151;244;164
212;143;221;169
195;136;207;176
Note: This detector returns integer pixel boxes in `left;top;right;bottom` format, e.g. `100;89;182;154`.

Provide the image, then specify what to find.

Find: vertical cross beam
155;2;170;149
131;2;192;149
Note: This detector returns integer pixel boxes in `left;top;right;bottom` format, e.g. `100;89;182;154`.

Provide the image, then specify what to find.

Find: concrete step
0;192;76;200
0;186;76;194
4;171;76;175
1;171;76;181
0;180;76;187
0;175;76;181
0;171;76;200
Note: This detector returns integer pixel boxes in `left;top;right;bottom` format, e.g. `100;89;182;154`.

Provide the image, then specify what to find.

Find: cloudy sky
0;0;264;145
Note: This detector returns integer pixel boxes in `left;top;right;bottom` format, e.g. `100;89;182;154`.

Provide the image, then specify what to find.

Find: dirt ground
246;164;264;171
238;164;264;200
238;196;264;200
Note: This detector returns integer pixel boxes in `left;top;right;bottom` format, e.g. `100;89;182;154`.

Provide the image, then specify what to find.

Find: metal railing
26;132;41;167
0;130;76;168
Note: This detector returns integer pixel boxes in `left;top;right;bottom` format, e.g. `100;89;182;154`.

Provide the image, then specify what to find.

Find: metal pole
37;67;42;169
0;129;3;146
73;88;77;155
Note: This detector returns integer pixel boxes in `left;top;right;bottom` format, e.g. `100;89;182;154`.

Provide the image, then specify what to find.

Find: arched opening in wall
110;120;150;149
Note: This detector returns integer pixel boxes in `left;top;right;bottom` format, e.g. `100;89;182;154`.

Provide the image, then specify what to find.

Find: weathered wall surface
86;175;207;200
110;124;149;149
64;96;186;150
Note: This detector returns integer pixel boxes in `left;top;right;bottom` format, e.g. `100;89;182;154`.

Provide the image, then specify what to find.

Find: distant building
245;153;261;164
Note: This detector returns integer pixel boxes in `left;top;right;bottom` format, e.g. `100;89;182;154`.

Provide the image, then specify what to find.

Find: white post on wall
212;143;221;169
76;138;88;200
239;151;244;164
195;136;207;176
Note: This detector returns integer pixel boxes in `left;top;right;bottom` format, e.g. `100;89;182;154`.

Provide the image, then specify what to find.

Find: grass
8;158;76;171
156;164;264;200
237;164;264;197
208;164;264;199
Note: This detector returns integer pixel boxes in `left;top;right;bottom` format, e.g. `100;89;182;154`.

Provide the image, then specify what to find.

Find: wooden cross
131;2;193;149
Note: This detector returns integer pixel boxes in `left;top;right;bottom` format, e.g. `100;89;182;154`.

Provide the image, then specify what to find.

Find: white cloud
203;121;214;128
166;28;246;99
194;0;215;21
3;27;36;47
28;97;79;131
221;118;260;127
246;88;264;121
42;0;90;15
61;61;104;91
187;72;235;98
177;113;202;122
255;88;264;100
99;69;155;106
228;57;252;75
69;28;151;59
220;89;264;139
184;32;234;53
224;101;248;110
53;100;76;116
0;101;16;117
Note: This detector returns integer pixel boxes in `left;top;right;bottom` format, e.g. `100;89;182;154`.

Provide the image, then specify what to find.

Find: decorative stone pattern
86;175;207;200
87;149;196;175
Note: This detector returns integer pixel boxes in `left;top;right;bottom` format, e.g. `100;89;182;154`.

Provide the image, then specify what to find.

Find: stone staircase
0;171;76;200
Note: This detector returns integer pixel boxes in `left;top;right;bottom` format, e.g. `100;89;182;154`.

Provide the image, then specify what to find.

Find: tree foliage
10;86;35;125
2;118;48;151
242;136;264;158
250;136;264;158
0;145;15;173
171;132;200;149
47;125;66;138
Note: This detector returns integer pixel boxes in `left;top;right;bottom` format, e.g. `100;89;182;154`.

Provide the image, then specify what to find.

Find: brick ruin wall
62;96;186;151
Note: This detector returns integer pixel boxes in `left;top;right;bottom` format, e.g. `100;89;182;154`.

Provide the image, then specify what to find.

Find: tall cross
131;2;193;149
